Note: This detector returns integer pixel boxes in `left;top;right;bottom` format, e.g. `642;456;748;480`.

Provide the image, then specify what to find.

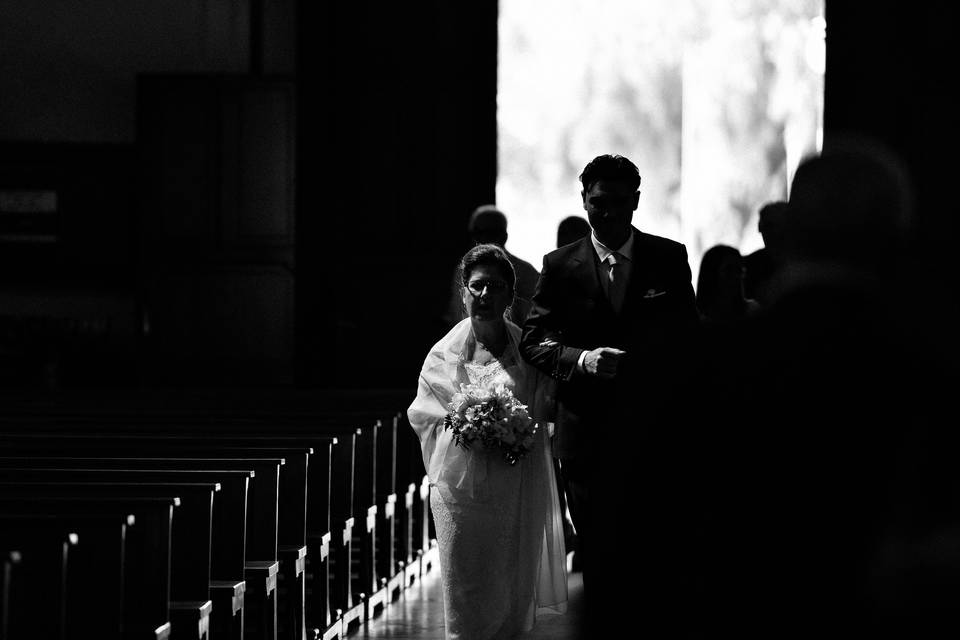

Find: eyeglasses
465;279;510;296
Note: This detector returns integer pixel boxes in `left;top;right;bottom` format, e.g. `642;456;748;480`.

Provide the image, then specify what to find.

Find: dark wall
0;0;257;143
0;0;496;390
295;1;498;388
823;2;960;292
0;0;296;389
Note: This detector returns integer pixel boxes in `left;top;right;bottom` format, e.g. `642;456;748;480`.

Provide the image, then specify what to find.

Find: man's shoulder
544;237;590;264
635;230;687;254
745;247;769;265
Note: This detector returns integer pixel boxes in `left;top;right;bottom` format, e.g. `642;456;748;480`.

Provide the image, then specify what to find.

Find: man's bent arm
520;257;583;382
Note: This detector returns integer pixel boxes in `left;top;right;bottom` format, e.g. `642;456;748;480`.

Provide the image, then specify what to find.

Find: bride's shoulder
425;318;471;353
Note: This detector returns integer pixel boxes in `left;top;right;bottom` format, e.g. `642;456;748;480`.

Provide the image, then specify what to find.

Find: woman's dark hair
696;244;744;311
459;243;516;293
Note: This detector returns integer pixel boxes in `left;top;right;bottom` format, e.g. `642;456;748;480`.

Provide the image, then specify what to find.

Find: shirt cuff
576;349;587;373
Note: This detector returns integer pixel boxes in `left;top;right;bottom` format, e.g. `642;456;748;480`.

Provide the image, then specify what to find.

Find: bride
408;244;567;639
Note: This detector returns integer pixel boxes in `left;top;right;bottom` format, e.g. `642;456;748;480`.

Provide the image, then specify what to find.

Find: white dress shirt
576;231;635;371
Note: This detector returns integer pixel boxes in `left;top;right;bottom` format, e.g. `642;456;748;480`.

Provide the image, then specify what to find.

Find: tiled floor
349;560;584;640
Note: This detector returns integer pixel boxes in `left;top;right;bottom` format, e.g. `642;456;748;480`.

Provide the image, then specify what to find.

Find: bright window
497;0;824;282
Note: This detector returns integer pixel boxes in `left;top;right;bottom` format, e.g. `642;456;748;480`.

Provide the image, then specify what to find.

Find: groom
520;154;700;633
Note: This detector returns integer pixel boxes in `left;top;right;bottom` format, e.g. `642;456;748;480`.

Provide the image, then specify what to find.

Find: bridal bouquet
443;383;537;466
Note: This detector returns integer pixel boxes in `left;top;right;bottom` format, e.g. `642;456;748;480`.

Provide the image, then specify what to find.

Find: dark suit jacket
520;227;699;459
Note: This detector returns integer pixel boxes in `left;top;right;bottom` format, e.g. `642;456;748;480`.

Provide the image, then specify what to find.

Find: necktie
607;252;626;312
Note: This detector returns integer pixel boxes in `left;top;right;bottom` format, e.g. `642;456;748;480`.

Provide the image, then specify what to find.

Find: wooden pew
376;414;402;602
309;427;359;638
0;457;280;640
111;419;377;637
108;419;371;638
0;495;178;640
2;548;21;640
302;436;335;637
0;546;19;640
0;480;217;640
394;409;433;584
1;463;250;640
0;428;332;640
0;434;312;640
0;512;132;639
239;415;385;632
2;465;251;640
105;434;328;640
0;516;79;640
177;416;397;632
259;420;378;635
334;421;383;626
0;392;418;640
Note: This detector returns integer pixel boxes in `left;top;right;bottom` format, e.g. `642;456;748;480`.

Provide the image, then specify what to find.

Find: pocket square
643;288;667;298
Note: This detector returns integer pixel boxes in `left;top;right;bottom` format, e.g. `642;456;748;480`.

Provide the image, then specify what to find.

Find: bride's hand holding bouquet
443;382;538;466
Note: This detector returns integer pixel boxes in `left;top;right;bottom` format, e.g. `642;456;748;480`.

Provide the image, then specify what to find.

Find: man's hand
582;347;626;379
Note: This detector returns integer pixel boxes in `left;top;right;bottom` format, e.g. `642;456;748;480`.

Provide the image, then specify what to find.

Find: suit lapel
622;228;652;315
569;236;605;301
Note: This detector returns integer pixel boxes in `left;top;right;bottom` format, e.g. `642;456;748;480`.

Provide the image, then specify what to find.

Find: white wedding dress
408;318;567;640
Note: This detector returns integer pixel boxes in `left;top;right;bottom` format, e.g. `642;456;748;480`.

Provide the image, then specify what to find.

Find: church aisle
347;565;446;640
516;570;583;640
347;561;584;640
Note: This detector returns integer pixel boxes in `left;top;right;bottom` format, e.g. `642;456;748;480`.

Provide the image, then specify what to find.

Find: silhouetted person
556;215;591;248
743;200;788;306
705;136;954;638
444;205;540;326
696;244;756;327
520;154;700;636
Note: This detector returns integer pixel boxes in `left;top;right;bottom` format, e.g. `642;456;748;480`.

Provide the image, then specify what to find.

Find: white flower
444;381;537;464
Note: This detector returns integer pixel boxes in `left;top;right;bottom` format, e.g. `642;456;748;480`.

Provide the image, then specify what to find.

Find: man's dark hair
467;205;508;246
757;200;788;247
579;154;642;192
557;215;591;247
786;137;913;270
459;243;516;292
